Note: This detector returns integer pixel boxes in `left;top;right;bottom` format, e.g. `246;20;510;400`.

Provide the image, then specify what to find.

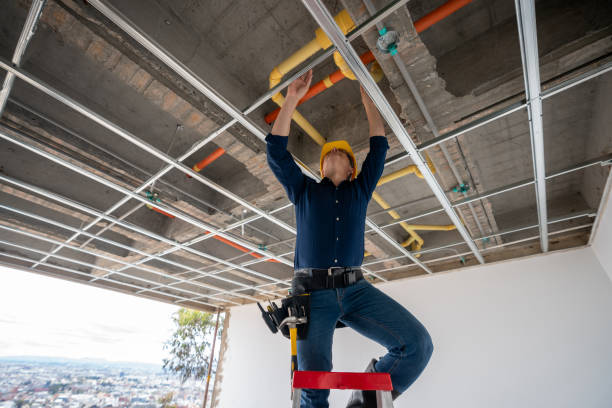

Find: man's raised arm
355;86;389;198
266;70;313;204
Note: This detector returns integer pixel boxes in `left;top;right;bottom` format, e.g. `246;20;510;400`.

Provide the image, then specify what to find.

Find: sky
0;265;180;365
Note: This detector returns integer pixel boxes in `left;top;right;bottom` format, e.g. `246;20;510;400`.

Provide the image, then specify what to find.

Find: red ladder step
292;370;393;391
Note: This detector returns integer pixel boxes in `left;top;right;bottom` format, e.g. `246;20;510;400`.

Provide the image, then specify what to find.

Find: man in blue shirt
266;70;433;407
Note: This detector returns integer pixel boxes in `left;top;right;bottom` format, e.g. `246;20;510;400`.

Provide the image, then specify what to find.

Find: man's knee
397;326;433;368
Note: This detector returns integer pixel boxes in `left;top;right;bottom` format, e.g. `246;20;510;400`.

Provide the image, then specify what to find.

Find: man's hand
287;70;313;101
271;70;313;136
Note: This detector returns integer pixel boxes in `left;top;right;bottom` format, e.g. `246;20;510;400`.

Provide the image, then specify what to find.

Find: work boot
345;359;379;408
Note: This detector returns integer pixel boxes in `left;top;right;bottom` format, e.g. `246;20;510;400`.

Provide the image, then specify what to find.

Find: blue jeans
297;278;433;407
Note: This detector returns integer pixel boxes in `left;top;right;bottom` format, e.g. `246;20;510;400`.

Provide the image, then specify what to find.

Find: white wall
217;248;612;408
592;176;612;281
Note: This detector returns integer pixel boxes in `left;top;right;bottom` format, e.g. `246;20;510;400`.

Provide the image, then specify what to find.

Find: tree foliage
163;308;223;384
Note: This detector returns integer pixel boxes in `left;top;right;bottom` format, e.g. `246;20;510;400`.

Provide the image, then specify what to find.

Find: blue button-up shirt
266;133;389;269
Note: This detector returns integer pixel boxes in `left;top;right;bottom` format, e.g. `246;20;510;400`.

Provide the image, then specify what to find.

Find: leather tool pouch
279;294;310;340
257;293;310;340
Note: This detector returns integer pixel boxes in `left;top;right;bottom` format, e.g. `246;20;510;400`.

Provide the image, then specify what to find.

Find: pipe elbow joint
333;51;356;80
269;67;283;90
315;9;355;49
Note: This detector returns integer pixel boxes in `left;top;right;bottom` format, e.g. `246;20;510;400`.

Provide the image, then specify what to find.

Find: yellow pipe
268;10;355;146
371;191;424;249
271;93;326;146
377;157;436;186
269;39;321;90
378;166;420;186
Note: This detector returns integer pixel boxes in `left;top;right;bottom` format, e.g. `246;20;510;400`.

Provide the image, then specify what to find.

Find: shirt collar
321;177;351;188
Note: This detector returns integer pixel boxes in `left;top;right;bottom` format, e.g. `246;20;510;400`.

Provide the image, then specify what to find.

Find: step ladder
291;370;394;407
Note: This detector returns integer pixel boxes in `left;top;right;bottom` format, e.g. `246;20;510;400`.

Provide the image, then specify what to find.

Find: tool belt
258;294;310;340
291;266;364;293
257;268;363;340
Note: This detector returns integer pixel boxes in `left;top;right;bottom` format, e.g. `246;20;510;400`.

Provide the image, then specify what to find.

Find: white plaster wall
217;248;612;408
592;176;612;281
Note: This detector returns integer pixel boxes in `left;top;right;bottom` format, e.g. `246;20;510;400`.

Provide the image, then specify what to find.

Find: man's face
322;148;353;180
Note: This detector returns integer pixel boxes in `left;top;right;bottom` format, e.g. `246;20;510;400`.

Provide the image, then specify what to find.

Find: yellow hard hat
320;140;357;180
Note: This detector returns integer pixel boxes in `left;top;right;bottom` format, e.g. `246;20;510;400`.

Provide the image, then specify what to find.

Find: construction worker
266;70;433;407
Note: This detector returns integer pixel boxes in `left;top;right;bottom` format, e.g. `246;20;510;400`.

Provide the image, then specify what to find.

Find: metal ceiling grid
0;0;610;310
1;0;412;311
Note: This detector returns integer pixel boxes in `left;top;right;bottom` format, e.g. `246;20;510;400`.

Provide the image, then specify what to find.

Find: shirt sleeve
355;136;389;199
266;133;307;204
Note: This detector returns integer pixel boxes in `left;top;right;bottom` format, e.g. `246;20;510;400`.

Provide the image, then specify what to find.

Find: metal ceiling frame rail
0;0;46;116
87;0;410;139
112;202;295;276
143;251;295;300
8;96;271;239
0;60;394;281
0;231;222;309
373;223;594;274
362;0;487;240
0;58;298;240
410;60;612;154
0;178;289;303
364;210;595;269
256;219;595;296
84;0;418;278
0;250;218;310
374;154;612;229
515;0;548;252
301;0;485;264
0;200;274;303
0;125;294;291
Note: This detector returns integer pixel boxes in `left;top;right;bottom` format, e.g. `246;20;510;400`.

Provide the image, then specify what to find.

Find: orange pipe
414;0;472;33
265;51;375;124
264;0;473;124
187;147;225;177
207;232;279;263
146;204;175;219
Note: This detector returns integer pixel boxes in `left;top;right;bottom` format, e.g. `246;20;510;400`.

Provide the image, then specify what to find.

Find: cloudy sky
0;265;180;365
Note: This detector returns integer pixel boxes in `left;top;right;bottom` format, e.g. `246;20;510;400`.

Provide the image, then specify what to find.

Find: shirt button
334;259;338;263
336;217;339;221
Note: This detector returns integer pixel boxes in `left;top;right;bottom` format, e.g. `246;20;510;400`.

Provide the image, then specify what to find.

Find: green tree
163;308;223;385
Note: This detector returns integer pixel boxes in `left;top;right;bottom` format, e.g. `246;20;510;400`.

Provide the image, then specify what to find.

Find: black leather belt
291;267;364;293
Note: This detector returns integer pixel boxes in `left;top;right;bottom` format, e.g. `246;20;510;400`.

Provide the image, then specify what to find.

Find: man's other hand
287;70;313;100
